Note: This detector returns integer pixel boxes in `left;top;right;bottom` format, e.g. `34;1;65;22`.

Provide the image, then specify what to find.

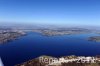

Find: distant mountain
0;22;100;31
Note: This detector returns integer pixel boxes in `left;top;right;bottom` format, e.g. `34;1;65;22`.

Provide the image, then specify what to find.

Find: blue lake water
0;32;100;66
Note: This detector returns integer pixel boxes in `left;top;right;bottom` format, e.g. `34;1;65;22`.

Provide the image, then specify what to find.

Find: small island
33;28;90;36
88;36;100;42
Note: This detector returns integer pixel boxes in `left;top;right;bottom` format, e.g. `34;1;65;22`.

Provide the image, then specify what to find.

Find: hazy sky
0;0;100;26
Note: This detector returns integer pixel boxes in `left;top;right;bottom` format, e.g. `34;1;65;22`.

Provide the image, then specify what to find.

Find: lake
0;32;100;66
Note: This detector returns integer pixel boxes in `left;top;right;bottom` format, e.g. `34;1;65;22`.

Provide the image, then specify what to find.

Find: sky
0;0;100;26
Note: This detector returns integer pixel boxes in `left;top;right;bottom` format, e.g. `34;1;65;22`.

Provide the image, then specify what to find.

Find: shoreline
0;30;26;44
15;55;100;66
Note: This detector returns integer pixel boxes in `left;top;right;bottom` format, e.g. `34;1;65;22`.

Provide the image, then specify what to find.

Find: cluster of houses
39;55;100;66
